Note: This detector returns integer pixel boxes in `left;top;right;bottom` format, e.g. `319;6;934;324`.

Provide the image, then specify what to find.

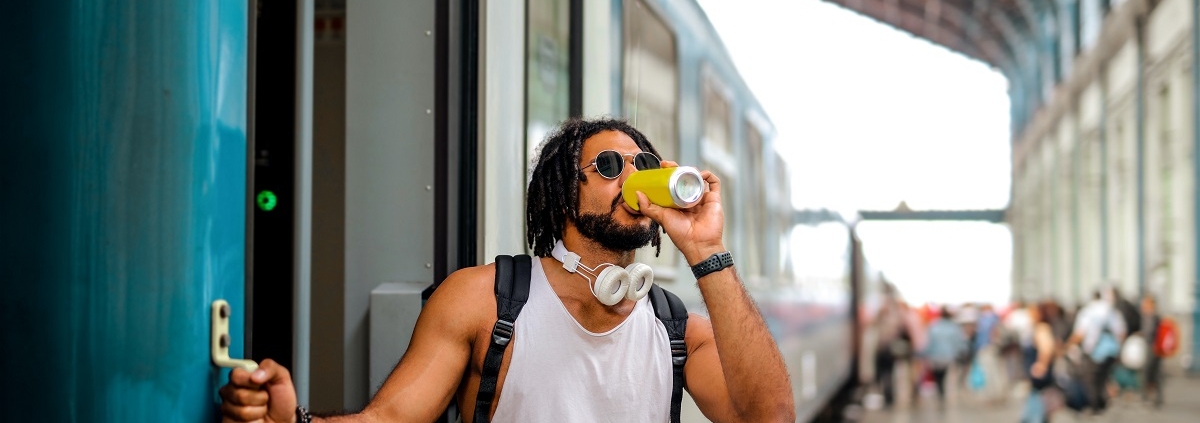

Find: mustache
610;194;623;212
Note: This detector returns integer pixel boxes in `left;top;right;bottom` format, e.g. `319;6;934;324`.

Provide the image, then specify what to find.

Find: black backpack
473;254;689;423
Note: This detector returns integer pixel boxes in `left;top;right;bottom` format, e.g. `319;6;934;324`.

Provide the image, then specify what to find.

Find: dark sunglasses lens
634;153;660;170
595;151;624;178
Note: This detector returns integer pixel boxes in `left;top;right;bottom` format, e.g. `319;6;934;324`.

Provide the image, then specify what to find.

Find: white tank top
490;258;674;423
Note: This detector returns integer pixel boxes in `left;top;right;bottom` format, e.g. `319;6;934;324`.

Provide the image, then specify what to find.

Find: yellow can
622;166;705;210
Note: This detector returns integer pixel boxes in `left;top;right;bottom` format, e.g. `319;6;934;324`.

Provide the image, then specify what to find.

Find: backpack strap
474;254;532;423
648;284;688;423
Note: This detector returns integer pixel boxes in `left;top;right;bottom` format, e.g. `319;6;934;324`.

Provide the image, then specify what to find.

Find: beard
574;196;658;252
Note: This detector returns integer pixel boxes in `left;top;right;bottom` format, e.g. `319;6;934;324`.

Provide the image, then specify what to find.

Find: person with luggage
1140;295;1169;407
1065;288;1126;413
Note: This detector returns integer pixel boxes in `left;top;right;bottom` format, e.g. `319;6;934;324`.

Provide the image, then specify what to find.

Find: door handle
211;300;259;371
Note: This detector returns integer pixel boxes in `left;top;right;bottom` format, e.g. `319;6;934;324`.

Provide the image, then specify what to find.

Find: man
1139;295;1163;407
921;308;967;407
219;118;795;422
1066;288;1126;413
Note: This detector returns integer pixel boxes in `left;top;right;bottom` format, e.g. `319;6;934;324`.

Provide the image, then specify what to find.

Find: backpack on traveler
1153;317;1179;358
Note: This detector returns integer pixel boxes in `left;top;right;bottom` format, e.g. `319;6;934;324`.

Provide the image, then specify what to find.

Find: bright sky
698;0;1013;306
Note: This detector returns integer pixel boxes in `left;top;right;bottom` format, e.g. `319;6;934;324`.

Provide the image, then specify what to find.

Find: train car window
702;78;733;155
525;0;572;172
622;0;678;163
742;122;765;279
701;75;736;264
624;0;681;275
772;153;793;281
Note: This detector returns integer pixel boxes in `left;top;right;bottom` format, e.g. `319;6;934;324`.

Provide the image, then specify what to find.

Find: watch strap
691;251;733;279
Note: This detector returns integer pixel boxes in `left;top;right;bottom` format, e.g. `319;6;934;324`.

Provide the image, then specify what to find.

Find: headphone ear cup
624;263;654;301
592;266;630;306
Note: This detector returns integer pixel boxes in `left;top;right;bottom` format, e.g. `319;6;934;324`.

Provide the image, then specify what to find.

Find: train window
1079;0;1104;52
701;75;736;266
702;77;733;155
622;0;678;162
624;0;681;275
742;121;764;278
526;0;572;167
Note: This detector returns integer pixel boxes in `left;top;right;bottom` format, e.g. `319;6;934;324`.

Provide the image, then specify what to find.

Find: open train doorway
248;0;299;372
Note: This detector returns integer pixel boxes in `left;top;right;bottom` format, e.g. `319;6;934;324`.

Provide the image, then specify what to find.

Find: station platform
860;366;1200;423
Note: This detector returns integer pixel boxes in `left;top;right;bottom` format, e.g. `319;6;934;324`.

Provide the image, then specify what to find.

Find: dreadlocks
526;117;663;257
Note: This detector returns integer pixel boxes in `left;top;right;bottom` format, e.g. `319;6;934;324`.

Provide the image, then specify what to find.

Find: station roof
822;0;1041;73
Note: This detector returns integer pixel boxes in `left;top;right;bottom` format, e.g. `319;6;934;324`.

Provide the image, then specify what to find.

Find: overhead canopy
825;0;1166;144
821;0;1129;138
823;0;1045;73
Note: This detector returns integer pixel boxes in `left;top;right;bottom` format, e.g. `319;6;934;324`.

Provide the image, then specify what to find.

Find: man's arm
635;170;795;423
680;266;795;423
220;266;489;423
350;266;491;421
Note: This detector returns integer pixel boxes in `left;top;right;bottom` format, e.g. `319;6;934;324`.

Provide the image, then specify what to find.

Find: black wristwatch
691;251;733;279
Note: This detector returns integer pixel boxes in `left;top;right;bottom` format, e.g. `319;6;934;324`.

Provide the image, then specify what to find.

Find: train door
249;0;301;378
2;1;250;421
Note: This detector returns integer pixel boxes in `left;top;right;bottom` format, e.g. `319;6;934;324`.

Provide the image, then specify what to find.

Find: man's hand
634;165;725;264
219;359;298;423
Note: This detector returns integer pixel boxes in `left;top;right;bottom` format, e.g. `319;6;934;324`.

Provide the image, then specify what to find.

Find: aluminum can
621;166;705;210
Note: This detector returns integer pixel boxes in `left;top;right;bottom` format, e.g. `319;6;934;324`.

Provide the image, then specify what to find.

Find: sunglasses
580;150;661;179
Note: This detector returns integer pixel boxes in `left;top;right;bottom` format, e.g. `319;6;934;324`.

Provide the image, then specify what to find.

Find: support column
1073;116;1083;301
1101;70;1110;280
1190;0;1200;374
294;0;315;404
1136;17;1147;297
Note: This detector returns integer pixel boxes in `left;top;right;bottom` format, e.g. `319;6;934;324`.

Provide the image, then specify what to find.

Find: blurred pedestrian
1020;302;1061;423
1003;301;1035;392
874;296;908;408
1043;300;1071;343
922;307;968;406
1139;295;1163;407
970;304;1007;405
954;304;979;389
1110;287;1142;393
1066;289;1126;413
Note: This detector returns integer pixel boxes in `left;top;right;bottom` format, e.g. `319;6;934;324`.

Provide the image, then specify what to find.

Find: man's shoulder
423;263;505;323
440;262;501;293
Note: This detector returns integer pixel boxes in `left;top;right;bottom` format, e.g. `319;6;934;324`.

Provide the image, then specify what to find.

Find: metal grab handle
211;300;259;371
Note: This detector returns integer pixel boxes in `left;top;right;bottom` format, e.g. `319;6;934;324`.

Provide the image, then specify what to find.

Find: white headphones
551;240;654;306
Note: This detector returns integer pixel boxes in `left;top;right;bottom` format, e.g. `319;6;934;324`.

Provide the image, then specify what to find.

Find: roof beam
824;0;1020;71
858;209;1007;222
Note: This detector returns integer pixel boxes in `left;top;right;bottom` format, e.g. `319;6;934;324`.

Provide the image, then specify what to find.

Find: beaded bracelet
296;405;313;423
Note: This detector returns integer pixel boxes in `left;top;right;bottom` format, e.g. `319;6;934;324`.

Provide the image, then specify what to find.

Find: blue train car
2;0;887;420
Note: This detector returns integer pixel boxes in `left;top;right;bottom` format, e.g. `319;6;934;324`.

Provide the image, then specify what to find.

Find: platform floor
859;366;1200;423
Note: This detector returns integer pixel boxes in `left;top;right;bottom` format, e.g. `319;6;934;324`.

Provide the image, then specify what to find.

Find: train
453;0;894;421
3;0;892;421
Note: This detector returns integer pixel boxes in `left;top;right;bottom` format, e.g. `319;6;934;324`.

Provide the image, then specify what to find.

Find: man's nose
617;160;639;184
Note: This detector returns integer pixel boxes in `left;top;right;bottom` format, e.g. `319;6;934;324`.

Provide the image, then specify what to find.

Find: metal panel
368;282;426;398
345;0;438;408
295;0;316;405
0;0;247;420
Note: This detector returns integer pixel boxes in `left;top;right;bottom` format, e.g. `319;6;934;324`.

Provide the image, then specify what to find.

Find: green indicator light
257;190;278;211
